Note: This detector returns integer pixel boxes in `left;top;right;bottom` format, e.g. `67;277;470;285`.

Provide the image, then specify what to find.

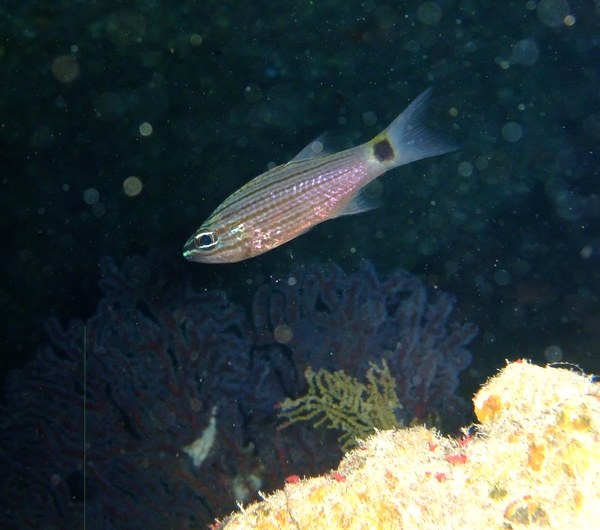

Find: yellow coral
219;361;600;530
277;359;403;450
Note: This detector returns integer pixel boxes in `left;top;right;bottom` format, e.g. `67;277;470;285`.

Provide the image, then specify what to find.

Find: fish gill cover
0;257;475;529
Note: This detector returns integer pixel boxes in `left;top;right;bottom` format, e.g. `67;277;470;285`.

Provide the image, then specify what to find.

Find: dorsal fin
290;132;333;162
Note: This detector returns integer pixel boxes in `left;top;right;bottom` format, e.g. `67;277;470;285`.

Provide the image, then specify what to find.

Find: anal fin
333;186;382;218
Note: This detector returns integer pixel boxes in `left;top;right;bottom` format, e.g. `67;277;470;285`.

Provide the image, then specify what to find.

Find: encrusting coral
217;360;600;529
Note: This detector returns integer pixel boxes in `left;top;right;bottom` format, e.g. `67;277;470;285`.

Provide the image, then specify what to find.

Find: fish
183;87;456;264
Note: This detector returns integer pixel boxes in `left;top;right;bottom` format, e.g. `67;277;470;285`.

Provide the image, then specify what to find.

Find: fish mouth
182;235;198;261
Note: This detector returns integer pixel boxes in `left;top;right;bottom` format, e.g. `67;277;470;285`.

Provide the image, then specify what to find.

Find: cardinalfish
183;87;456;264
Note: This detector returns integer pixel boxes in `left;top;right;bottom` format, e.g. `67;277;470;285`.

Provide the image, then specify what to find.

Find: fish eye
194;230;219;250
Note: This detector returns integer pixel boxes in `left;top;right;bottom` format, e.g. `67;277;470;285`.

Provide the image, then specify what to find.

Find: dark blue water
1;1;599;528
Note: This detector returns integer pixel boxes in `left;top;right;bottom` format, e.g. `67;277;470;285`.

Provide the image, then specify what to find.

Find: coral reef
219;361;600;529
0;258;475;529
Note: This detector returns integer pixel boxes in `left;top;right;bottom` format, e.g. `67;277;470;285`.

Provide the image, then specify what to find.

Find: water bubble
458;161;473;177
512;39;539;66
580;245;593;259
544;345;563;362
364;179;383;199
83;188;99;205
139;122;153;137
417;2;443;25
494;269;511;286
274;324;293;344
309;141;323;154
502;122;523;142
404;40;420;54
51;56;79;84
445;261;458;274
537;0;570;27
123;176;143;197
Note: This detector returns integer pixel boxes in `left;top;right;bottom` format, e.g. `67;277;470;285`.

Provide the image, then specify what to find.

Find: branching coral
277;359;403;450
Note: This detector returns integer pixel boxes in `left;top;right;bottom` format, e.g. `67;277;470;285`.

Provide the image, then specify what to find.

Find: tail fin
369;87;457;167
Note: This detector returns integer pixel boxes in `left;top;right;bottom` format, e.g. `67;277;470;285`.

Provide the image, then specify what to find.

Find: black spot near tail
373;139;394;162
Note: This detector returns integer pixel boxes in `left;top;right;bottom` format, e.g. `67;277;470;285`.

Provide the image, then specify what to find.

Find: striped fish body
183;88;455;264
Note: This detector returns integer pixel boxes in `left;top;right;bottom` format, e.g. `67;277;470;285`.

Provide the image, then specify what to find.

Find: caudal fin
369;87;457;167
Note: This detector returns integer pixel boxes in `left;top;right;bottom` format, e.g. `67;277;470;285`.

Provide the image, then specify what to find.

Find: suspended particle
52;55;80;83
123;176;143;197
544;345;563;362
83;188;99;205
274;324;293;344
139;122;153;137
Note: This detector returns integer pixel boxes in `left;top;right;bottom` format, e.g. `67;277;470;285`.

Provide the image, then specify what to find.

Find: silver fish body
183;88;455;264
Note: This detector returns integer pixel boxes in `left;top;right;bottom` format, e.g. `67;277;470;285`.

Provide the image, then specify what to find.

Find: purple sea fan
0;257;257;530
251;261;477;428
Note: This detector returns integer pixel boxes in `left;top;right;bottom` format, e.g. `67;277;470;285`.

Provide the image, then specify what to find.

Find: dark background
2;0;600;388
